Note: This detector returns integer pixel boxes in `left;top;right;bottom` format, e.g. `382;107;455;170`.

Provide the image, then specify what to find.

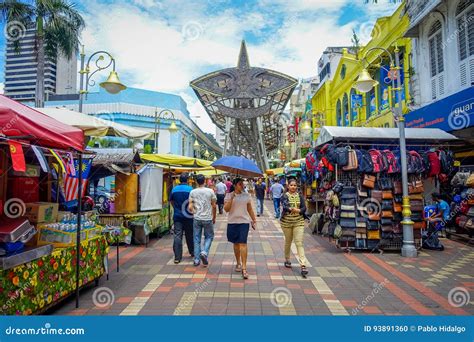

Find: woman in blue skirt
224;178;257;279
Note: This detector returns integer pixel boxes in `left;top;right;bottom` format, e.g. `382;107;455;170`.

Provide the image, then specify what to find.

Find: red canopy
0;95;84;151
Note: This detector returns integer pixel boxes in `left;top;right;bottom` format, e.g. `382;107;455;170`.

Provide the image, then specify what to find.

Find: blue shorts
227;223;250;244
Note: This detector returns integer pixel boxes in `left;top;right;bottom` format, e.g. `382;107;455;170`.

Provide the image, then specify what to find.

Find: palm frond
0;0;35;53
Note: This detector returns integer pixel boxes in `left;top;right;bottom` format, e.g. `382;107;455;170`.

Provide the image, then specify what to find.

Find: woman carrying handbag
280;177;309;277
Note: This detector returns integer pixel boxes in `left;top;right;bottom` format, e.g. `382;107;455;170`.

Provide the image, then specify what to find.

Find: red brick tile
116;297;134;304
287;284;301;289
320;294;337;301
174;282;189;288
363;306;382;314
137;291;154;297
303;289;318;295
231;282;244;288
340;300;358;307
156;286;172;292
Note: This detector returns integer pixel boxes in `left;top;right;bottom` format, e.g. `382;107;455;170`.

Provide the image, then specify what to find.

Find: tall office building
4;26;77;102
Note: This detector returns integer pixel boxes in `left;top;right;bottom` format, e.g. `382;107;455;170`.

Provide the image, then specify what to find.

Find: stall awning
315;126;459;147
36;107;153;139
0;95;84;151
141;153;213;168
266;167;284;176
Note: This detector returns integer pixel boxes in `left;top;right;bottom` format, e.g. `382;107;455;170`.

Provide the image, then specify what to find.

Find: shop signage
405;87;474;132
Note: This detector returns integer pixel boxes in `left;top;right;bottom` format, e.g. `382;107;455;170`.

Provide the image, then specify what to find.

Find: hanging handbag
409;180;424;194
393;223;402;234
333;224;342;239
382;210;394;218
381;218;393;226
409;194;424;201
340;186;357;199
356;227;367;234
382;191;394;200
466;173;474;188
368;212;381;221
394;202;402;213
411;212;424;221
371;190;383;202
393;212;403;221
413;221;426;230
367;230;381;240
341;228;356;237
381;200;393;211
393;181;403;195
379;177;393;190
367;220;379;230
357;183;368;197
341;204;356;211
340;211;356;218
341;198;356;206
343;149;358;171
410;200;424;212
363;174;376;188
381;225;393;233
356;218;367;228
340;218;356;228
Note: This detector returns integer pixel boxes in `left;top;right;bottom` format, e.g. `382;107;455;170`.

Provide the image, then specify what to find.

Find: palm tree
1;0;84;107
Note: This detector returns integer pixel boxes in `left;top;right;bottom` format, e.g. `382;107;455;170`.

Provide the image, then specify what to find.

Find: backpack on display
321;144;337;164
407;151;425;174
356;149;374;173
418;151;431;174
426;151;441;177
369;149;386;173
335;146;349;166
305;151;317;175
439;150;454;175
383;150;399;174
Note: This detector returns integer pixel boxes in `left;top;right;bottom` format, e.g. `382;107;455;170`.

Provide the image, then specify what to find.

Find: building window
342;93;349;126
428;20;445;99
366;87;376;119
350;89;358;123
456;0;474;87
336;99;342;126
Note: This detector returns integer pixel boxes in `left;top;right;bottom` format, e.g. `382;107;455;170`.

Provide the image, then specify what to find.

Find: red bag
383;150;399;174
427;151;441;177
369;149;386;173
321;157;335;172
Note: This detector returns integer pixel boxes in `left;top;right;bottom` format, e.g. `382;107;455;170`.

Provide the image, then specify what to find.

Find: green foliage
351;29;361;60
143;145;153;154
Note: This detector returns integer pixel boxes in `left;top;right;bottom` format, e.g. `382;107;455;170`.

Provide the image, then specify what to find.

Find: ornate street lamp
300;120;312;136
154;109;179;154
78;45;126;113
354;46;416;258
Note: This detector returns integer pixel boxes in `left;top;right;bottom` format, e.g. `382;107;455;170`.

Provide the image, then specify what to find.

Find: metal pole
154;109;159;154
395;48;417;258
78;46;86;113
75;153;83;308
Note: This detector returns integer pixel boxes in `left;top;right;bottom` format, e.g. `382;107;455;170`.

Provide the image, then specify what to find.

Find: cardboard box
24;202;58;223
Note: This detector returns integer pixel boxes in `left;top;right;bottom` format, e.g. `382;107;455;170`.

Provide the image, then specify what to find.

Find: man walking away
189;174;217;267
225;177;232;193
255;178;266;217
270;178;285;218
170;173;194;264
215;178;227;214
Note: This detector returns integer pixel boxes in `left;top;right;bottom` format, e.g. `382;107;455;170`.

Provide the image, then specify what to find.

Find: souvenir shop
304;126;461;252
0;95;109;315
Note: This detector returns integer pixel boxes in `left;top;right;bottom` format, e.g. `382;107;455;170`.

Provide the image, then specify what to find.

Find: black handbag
341;198;357;206
393;212;403;221
367;220;379;230
332;181;344;194
381;218;393;226
340;186;357;199
335;147;349;166
340;218;356;228
411;212;424;221
379;177;393;190
381;200;393;211
341;228;356;237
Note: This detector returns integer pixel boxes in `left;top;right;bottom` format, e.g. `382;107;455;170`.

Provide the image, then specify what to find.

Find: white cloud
0;83;4;94
79;0;400;133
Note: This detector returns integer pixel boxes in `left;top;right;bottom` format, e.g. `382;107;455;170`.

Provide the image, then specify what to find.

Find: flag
8;141;26;172
64;158;92;202
50;149;66;174
65;152;76;177
32;145;50;172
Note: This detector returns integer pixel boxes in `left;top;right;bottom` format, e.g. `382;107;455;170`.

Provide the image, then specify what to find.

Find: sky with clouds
0;0;401;134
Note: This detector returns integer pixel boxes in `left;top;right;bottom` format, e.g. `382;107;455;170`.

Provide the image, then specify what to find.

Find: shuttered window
456;0;474;87
428;20;445;99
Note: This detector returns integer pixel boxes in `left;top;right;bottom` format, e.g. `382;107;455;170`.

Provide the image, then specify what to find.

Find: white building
4;26;77;102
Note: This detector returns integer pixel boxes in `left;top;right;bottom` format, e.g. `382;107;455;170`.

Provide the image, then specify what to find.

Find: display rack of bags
314;143;454;252
450;170;474;238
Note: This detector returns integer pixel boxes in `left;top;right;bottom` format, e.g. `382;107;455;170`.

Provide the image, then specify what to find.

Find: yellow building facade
311;3;413;141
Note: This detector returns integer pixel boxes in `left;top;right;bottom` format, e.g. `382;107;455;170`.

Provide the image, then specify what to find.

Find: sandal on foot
242;269;249;279
284;261;292;268
235;264;242;272
301;265;308;276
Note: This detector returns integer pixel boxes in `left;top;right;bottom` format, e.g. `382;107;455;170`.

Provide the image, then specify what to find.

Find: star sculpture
190;41;297;170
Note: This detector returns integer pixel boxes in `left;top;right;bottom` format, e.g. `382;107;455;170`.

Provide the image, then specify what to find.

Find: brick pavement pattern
52;200;474;316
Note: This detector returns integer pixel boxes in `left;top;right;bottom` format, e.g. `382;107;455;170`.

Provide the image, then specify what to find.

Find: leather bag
363;174;376;188
340;218;356;228
367;220;379;230
410;200;424;212
367;230;381;240
356;227;367;234
368;212;381;221
371;190;383;202
393;181;403;195
413;221;426;230
343;149;358;171
341;211;356;218
409;194;424;201
341;204;355;211
382;191;394;200
394;202;402;213
356;218;367;228
381;225;393;233
382;210;393;218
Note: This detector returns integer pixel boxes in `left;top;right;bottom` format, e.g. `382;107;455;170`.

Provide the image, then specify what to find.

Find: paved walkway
52;200;474;316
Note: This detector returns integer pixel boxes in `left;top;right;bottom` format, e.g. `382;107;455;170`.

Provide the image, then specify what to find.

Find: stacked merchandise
451;172;474;236
312;144;455;251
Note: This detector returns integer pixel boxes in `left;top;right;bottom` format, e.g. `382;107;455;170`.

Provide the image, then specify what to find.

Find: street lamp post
78;45;127;113
154;109;179;154
354;46;417;258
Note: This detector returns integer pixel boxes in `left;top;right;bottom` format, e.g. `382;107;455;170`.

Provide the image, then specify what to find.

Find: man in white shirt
215;178;227;214
189;174;217;267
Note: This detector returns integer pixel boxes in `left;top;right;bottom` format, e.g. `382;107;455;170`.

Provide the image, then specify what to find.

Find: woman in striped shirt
280;177;308;277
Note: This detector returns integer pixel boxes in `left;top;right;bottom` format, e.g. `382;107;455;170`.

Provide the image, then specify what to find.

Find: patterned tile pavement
50;200;474;316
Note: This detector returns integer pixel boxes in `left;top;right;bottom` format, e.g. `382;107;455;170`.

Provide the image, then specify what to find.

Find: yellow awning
266;167;284;175
289;158;305;168
141;153;213;168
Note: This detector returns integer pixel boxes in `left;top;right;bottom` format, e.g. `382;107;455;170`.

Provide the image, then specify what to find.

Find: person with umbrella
280;176;309;277
224;178;257;279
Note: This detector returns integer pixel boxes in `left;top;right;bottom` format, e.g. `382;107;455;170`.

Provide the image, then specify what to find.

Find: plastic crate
36;225;102;248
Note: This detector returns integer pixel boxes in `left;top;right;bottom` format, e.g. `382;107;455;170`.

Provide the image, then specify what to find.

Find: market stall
0;95;109;314
88;149;170;247
302;126;461;252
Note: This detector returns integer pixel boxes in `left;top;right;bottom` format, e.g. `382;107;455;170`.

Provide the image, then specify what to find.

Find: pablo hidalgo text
417;325;466;334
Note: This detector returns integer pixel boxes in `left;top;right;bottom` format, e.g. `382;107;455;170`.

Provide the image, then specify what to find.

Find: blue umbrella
212;156;263;177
